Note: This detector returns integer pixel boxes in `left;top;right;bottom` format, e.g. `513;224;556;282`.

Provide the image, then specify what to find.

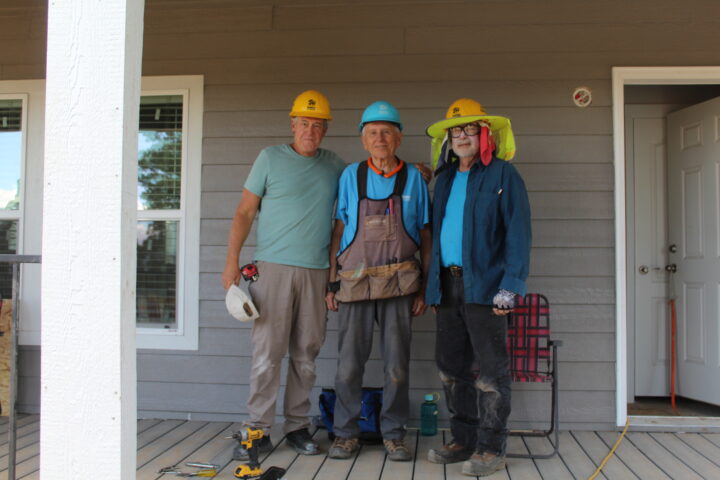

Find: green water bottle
420;393;439;436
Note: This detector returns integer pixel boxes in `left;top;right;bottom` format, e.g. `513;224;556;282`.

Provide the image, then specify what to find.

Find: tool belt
335;160;421;303
336;259;421;302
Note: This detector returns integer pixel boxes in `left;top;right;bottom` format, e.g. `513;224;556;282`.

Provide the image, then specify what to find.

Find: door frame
612;66;720;427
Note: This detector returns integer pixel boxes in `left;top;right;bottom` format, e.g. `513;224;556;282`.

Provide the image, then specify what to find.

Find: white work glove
492;289;516;311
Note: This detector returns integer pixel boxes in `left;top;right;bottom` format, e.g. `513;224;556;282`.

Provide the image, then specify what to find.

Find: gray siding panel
11;0;720;430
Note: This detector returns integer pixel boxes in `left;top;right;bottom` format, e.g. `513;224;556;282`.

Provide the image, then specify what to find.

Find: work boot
383;438;412;462
461;451;506;477
328;437;360;459
232;435;273;461
285;428;320;455
427;441;474;464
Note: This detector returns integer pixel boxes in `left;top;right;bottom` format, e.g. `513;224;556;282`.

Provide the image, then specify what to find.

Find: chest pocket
473;192;501;226
363;199;397;242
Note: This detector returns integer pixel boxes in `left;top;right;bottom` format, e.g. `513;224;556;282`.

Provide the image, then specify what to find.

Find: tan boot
328;437;359;460
427;441;473;464
383;438;412;461
462;451;506;476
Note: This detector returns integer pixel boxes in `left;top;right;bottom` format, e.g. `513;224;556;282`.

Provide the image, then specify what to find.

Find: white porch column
41;1;144;478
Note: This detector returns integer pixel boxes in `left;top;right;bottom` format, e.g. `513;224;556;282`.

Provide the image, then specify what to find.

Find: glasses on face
449;123;481;138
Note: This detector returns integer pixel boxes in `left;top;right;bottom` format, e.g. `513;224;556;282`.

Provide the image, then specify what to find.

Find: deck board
649;432;720;479
4;416;720;479
523;435;573;479
412;430;446;480
557;431;607;480
346;443;387;480
595;431;668;480
701;432;720;449
625;432;703;480
136;421;231;480
279;428;331;479
505;436;542;480
676;432;720;467
137;421;209;469
572;431;639;479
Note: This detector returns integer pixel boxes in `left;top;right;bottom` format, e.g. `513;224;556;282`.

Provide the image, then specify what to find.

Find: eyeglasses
449;123;481;138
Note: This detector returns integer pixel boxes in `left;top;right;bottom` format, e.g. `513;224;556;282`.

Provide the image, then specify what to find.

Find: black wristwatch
327;281;340;293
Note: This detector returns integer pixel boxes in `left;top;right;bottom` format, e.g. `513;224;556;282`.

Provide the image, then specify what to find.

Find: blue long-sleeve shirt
425;157;532;305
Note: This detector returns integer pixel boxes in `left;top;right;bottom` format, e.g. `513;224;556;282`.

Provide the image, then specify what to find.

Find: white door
630;110;671;397
667;96;720;406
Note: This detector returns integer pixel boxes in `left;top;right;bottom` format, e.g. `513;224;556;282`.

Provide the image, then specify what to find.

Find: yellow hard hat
426;98;516;163
289;90;332;120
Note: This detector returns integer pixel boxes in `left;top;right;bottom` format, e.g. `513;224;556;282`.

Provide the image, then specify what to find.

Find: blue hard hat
359;101;403;132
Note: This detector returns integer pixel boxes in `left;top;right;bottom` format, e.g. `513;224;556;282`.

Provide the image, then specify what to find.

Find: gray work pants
333;295;413;440
244;261;328;434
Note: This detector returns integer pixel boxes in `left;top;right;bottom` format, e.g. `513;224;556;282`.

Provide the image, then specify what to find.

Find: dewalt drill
233;427;264;479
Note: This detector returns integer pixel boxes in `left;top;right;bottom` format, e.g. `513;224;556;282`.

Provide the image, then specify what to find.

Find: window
1;77;202;348
136;76;202;350
136;95;182;328
0;96;25;300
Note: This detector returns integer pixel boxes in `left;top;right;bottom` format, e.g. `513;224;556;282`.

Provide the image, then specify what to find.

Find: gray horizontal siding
9;0;720;430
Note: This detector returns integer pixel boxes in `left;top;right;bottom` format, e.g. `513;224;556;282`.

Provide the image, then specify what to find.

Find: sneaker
462;451;506;477
285;428;320;455
328;437;360;460
232;434;273;461
427;441;474;464
383;438;412;462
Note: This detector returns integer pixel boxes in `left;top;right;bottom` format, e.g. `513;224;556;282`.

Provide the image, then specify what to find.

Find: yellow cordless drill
233;427;264;479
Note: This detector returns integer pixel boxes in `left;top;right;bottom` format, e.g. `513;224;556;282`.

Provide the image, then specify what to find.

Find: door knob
638;265;649;274
668;244;678;253
665;264;677;273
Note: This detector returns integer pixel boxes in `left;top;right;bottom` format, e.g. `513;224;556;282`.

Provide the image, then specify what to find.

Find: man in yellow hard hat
424;99;531;476
222;90;345;459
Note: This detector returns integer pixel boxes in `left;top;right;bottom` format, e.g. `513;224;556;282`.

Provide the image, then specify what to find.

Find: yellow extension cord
587;418;631;480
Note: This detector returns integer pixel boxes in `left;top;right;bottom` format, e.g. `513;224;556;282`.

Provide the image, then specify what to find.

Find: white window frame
1;80;44;346
0;93;27;239
4;76;202;349
136;75;202;350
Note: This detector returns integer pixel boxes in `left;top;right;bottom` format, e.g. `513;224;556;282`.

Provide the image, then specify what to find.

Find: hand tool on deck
159;466;217;477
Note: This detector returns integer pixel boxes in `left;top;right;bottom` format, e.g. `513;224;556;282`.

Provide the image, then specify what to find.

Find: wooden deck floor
3;416;720;479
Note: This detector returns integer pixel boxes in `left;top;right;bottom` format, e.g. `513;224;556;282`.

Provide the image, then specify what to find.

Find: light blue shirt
244;144;345;268
440;170;469;267
336;161;430;253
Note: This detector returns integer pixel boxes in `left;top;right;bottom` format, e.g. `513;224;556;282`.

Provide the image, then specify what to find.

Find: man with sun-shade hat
424;98;531;476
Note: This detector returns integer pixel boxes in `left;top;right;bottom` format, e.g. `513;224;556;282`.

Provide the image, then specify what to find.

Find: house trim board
612;66;720;428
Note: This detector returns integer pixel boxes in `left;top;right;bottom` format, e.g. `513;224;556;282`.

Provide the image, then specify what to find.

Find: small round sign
573;86;592;108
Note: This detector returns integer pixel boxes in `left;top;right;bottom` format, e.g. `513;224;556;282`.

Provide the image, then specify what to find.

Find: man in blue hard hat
324;101;431;462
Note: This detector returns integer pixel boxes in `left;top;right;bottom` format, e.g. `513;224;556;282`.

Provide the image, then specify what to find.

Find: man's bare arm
222;189;261;289
412;225;432;316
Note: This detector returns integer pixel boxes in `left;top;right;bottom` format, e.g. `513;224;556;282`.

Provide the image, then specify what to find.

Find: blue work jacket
425;157;532;305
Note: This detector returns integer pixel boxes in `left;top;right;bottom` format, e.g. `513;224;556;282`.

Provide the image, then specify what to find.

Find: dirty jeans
333;295;413;440
435;270;511;455
244;261;328;434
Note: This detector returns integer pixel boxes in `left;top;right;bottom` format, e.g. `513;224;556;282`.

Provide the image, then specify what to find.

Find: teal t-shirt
244;144;345;269
440;170;469;267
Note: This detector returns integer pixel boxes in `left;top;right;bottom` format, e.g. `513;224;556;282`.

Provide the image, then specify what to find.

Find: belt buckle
448;265;462;277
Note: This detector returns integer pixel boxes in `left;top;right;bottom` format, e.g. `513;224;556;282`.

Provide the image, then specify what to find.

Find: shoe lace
385;439;405;452
335;437;357;451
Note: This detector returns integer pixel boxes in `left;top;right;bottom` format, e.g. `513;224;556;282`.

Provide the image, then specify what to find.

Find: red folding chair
506;293;562;458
